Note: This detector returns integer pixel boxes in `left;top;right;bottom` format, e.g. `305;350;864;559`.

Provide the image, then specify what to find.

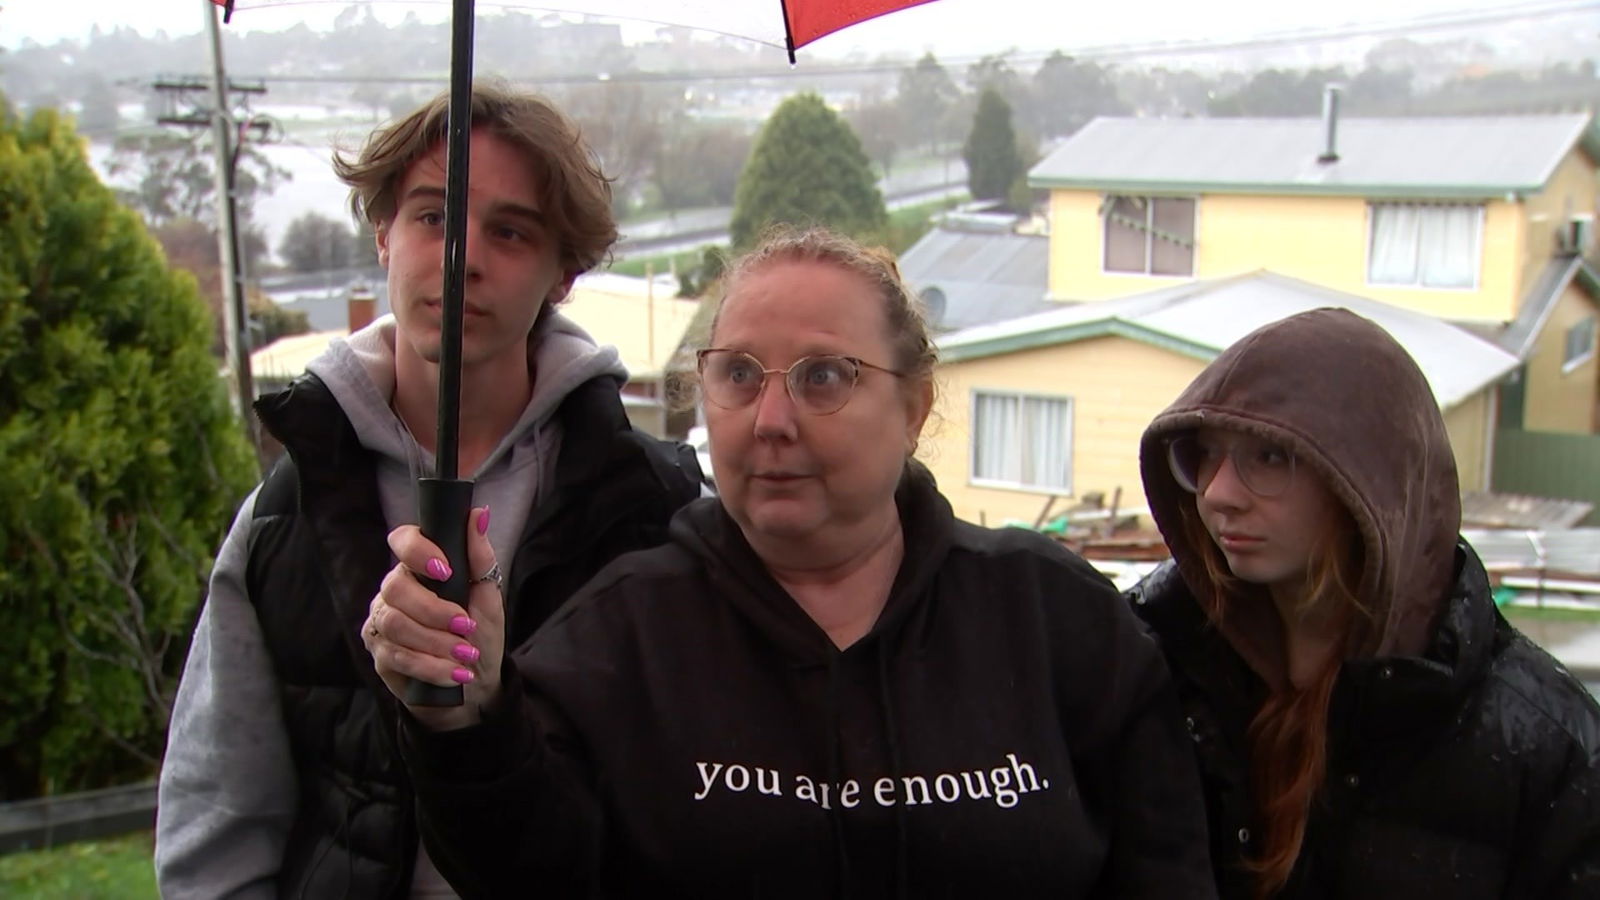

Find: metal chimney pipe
1318;84;1342;164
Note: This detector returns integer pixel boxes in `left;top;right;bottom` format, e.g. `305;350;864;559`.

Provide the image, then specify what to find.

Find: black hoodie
1130;308;1600;898
403;465;1217;898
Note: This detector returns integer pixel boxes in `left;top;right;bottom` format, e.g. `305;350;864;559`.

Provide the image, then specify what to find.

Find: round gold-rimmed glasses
695;349;904;416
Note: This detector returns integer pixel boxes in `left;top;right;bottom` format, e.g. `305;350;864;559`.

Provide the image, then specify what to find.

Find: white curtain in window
1022;397;1072;491
1369;204;1421;284
974;393;1022;484
973;393;1072;490
1417;205;1478;288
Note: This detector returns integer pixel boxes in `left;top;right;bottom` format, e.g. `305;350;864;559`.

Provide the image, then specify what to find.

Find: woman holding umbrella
364;226;1217;897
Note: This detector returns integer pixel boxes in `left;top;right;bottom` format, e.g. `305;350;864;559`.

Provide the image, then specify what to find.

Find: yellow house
559;272;701;437
923;272;1519;528
247;274;700;437
1028;111;1600;433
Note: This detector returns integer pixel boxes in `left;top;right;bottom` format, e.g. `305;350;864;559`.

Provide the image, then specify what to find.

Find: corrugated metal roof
898;226;1055;331
252;329;346;382
1462;491;1595;530
1030;114;1594;197
1496;256;1599;360
937;270;1520;409
558;273;700;379
1463;528;1600;578
249;273;696;384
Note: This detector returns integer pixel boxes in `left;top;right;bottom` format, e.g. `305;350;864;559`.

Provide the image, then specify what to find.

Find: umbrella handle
406;477;476;707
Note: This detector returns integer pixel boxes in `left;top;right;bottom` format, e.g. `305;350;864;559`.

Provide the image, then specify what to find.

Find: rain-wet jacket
400;464;1218;898
1130;307;1600;898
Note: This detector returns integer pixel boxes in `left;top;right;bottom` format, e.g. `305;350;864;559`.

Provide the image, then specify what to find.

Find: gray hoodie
155;312;627;899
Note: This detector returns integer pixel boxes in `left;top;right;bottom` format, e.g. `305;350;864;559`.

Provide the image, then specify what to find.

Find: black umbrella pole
408;479;473;706
407;0;477;708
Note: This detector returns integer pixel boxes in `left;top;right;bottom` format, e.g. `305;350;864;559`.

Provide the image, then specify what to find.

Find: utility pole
203;0;259;456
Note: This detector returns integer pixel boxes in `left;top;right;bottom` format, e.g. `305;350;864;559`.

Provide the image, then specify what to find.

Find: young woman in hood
1131;307;1600;899
359;226;1217;898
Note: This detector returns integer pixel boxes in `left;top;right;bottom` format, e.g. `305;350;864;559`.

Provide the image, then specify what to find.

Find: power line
103;0;1597;90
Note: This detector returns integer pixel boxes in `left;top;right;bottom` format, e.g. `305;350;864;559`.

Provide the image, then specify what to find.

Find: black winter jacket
247;373;703;898
1129;544;1600;899
402;465;1217;899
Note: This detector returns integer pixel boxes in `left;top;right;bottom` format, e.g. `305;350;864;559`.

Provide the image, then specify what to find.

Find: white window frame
1365;201;1485;291
1100;194;1198;277
1562;316;1597;374
968;389;1075;495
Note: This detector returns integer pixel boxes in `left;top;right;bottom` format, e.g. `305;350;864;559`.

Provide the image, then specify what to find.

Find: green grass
606;248;709;279
1503;605;1600;624
0;832;157;899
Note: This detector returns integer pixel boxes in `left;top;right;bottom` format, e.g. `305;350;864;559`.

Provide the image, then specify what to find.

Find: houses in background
250;272;698;442
925;272;1518;525
902;100;1600;529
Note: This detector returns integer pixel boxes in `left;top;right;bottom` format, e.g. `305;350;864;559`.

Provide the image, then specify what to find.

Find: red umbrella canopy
212;0;939;59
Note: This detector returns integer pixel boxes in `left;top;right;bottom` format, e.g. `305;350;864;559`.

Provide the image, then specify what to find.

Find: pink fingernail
452;643;480;664
451;667;475;684
477;506;491;536
426;558;451;581
449;615;477;636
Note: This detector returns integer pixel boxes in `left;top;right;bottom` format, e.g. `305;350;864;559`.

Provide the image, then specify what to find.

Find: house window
1564;317;1596;372
1102;195;1195;276
1367;202;1482;289
971;391;1074;492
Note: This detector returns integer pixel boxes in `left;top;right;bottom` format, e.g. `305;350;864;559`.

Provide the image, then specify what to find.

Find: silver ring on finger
471;561;503;590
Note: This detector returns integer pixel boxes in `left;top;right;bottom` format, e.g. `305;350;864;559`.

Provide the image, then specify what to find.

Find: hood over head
1138;307;1461;684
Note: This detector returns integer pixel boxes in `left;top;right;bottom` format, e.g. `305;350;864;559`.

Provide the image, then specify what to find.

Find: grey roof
1029;114;1596;199
259;266;391;332
1495;256;1600;360
1462;491;1595;530
937;270;1520;410
1462;528;1600;577
898;226;1055;331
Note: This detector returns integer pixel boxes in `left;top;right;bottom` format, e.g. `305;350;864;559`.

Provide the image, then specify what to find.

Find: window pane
973;393;1021;483
1151;197;1196;276
1022;397;1073;490
1566;318;1597;366
972;392;1072;491
1103;196;1148;273
1369;204;1421;284
1417;205;1479;288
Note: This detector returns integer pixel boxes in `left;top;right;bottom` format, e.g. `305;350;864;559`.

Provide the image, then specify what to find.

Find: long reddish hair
1179;502;1368;898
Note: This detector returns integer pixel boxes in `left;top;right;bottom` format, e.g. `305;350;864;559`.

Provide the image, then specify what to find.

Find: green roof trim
941;317;1220;364
1578;261;1600;299
1581;123;1600;165
1027;176;1530;200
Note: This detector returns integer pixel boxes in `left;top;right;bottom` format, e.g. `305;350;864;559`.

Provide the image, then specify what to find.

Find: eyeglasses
695;348;904;416
1166;432;1297;498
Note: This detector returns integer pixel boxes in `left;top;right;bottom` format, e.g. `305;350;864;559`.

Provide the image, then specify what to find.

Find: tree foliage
0;103;259;798
963;89;1022;205
155;217;310;356
895;52;962;152
105;131;288;231
278;211;376;273
650;117;752;213
1029;52;1130;138
729;93;887;251
557;81;668;216
1208;66;1347;116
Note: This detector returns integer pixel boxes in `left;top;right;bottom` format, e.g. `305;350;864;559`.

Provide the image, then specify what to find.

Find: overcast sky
3;0;1578;56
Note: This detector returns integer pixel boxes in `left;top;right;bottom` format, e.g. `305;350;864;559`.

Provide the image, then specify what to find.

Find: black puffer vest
247;373;702;898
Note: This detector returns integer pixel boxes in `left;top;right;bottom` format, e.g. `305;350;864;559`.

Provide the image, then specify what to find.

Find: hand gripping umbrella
213;0;941;706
